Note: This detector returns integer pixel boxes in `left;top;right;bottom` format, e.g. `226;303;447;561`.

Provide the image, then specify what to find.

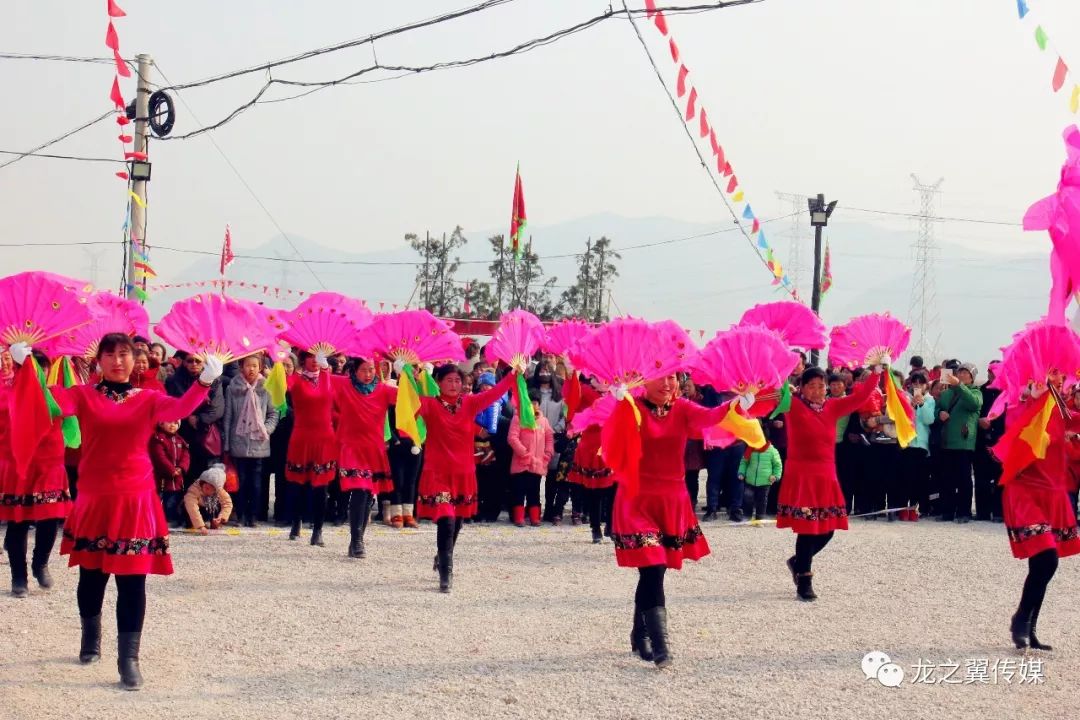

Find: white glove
393;358;406;375
612;384;628;401
737;392;755;411
384;379;398;388
199;356;224;385
8;342;31;366
315;351;330;370
422;362;434;375
410;445;421;455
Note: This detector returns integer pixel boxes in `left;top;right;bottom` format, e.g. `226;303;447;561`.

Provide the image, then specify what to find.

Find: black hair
298;350;315;364
944;359;961;370
910;371;929;385
30;348;51;371
433;364;465;383
97;332;135;360
132;335;151;346
801;367;827;386
826;373;844;384
527;388;541;403
910;355;924;368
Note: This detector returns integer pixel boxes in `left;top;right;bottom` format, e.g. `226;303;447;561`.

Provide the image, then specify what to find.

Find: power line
157;2;759;140
154;63;327;290
0;149;126;164
844;205;1022;227
0;110;114;171
0;52;119;64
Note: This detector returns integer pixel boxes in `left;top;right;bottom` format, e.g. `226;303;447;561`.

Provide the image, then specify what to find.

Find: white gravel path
0;516;1075;720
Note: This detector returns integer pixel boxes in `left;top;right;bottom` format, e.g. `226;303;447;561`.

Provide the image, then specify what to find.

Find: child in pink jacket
508;390;555;527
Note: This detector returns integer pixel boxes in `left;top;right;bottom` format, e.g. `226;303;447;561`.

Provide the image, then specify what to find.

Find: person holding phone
936;362;983;523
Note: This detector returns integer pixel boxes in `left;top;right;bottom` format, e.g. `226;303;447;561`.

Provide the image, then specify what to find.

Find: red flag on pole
220;224;235;275
510;163;527;262
463;282;472;316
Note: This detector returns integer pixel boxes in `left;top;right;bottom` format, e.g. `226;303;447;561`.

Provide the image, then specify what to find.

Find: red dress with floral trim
53;381;210;575
1002;403;1080;560
286;371;338;487
776;374;880;534
331;378;395;494
416;374;516;521
611;397;725;570
567;386;615;491
0;409;69;523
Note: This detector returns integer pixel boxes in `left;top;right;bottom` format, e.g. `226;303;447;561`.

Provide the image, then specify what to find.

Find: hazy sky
3;0;1080;304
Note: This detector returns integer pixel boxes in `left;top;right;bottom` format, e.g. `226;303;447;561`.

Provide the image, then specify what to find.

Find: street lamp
808;193;837;367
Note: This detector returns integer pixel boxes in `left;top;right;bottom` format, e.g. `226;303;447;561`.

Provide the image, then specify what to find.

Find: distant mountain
151;213;1049;369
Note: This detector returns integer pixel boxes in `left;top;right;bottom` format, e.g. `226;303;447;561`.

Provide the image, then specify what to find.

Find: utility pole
596;239;607;323
440;231;447;316
422;230;431;310
808;193;838;367
776;192;811;299
908;175;945;363
495;235;505;314
582;237;592;319
126;53;153;301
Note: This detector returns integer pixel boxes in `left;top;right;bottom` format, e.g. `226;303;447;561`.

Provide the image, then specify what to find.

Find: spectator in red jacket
150;420;190;527
132;348;165;393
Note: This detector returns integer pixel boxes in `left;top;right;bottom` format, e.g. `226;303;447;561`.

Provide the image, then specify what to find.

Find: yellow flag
732;191;745;202
884;372;917;448
264;361;288;417
716;402;766;449
395;364;424;447
1019;393;1055;459
46;358;62;386
1070;85;1080;114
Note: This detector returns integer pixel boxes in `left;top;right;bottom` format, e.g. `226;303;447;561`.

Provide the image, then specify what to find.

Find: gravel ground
0;514;1075;720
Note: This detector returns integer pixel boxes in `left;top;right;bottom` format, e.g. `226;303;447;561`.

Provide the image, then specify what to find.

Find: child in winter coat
150;420;190;527
737;441;783;522
184;464;234;534
508;390;555;527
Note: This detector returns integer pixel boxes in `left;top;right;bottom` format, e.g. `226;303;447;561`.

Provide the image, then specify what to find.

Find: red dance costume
1002;402;1080;559
53;381;210;575
416;373;516;520
612;397;726;569
286;371;338;486
0;386;70;523
776;374;880;534
568;386;615;490
330;378;395;494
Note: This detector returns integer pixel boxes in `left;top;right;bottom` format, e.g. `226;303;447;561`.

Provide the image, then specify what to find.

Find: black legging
77;568;147;633
436;517;464;555
589;486;616;535
4;519;60;579
635;565;667;609
288;483;328;529
1018;549;1058;616
793;531;834;574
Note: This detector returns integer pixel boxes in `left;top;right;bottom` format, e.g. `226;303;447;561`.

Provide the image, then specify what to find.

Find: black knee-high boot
31;519;59;589
288;483;303;540
1012;549;1058;649
436;518;455;593
348;490;371;558
4;522;29;597
310;486;327;547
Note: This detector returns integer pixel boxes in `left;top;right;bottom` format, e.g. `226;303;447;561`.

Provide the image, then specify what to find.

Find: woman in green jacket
737;442;783;521
937;363;983;523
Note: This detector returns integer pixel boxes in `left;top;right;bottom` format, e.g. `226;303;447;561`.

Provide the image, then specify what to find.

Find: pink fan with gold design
486;309;545;371
573;318;693;388
739;301;827;350
0;271;94;350
155;294;288;362
542;319;591;357
828;313;911;369
692;325;796;395
88;292;150;338
281;292;373;356
43;293;148;360
355;309;464;365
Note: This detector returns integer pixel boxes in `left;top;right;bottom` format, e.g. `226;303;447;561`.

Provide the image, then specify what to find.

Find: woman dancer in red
778;366;881;601
1;350;70;597
12;334;221;690
331;357;396;558
416;365;516;593
285;350;337;546
1001;373;1080;650
567;380;616;544
611;374;732;669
